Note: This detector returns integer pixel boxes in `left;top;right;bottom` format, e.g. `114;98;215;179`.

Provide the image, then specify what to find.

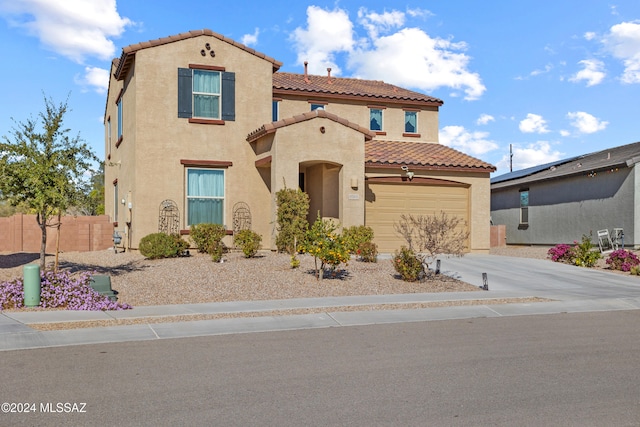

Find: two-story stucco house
104;29;496;253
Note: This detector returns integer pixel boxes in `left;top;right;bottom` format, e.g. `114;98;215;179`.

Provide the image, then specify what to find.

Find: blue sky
1;1;639;176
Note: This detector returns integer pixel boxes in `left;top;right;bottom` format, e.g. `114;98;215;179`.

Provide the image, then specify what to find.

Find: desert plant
301;214;350;279
547;244;574;263
290;254;300;269
392;246;423;282
572;234;601;267
357;241;378;263
0;270;131;311
630;265;640;276
234;229;262;258
394;212;469;274
342;225;374;254
606;249;640;271
275;187;309;254
190;223;226;254
139;233;189;259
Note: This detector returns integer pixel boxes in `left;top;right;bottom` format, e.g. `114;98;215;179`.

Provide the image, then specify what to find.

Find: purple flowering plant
606;249;640;272
547;244;574;263
0;270;132;311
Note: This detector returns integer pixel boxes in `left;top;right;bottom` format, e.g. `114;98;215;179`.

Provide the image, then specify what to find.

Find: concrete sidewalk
2;253;640;352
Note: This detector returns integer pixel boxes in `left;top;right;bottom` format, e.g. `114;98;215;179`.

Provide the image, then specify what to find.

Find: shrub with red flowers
606;249;640;272
0;270;132;311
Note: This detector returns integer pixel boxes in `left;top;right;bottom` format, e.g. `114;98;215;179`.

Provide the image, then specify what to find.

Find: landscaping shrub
139;233;189;259
547;244;574;263
275;187;309;254
606;249;640;272
392;246;423;282
357;241;378;263
189;223;226;254
342;225;374;254
572;234;601;267
548;235;601;268
0;270;131;311
630;265;640;276
300;215;350;279
234;229;262;258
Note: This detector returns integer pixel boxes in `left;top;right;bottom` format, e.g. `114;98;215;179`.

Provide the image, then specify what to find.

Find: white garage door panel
366;183;469;254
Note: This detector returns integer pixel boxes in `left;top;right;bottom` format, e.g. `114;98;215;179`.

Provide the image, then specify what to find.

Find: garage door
365;181;469;254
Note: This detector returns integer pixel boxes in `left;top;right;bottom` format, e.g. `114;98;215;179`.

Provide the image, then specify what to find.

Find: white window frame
519;189;529;225
113;181;119;222
185;167;226;226
192;69;222;120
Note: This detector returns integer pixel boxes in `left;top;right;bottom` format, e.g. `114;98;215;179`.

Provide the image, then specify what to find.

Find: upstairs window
178;67;235;121
193;70;221;119
404;110;417;133
370;108;383;131
520;189;529;224
272;100;279;122
116;98;123;139
311;103;325;111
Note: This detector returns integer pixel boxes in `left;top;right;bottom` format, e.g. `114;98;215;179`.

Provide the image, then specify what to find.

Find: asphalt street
2;310;639;426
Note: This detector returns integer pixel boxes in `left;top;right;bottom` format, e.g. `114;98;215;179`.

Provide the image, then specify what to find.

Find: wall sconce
350;177;358;189
121;198;126;205
401;165;414;181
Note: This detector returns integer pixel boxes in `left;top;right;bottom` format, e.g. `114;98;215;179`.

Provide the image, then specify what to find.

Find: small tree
394;212;469;277
0;95;98;271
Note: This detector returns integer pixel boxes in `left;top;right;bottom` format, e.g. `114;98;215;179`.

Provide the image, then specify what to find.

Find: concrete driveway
441;253;640;300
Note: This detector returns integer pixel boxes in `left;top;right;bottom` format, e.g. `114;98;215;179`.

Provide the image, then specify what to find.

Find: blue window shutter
221;72;235;121
178;68;192;118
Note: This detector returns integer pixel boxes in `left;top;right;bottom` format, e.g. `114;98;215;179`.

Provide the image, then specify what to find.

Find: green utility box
89;275;118;301
23;264;41;307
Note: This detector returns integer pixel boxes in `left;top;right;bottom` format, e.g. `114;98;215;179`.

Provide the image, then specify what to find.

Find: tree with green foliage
0;95;98;270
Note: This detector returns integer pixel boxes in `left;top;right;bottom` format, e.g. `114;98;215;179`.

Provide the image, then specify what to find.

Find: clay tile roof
114;29;283;80
247;109;376;142
366;140;496;172
273;72;443;106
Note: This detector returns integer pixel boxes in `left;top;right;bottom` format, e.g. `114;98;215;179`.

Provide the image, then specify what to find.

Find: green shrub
290;254;300;269
392;246;423;282
573;234;601;268
139;233;189;259
630;265;640;276
234;229;262;258
342;225;374;254
190;223;226;254
275;187;309;254
357;241;378;263
210;241;224;262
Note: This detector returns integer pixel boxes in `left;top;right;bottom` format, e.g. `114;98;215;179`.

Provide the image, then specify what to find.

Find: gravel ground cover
1;250;480;307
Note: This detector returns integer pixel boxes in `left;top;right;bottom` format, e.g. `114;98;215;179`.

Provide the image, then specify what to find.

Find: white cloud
497;141;564;172
290;6;485;100
0;0;133;63
559;129;571;137
74;66;109;94
290;6;355;75
602;20;640;84
357;7;404;39
439;125;498;156
406;8;434;19
476;114;495;125
519;114;550;134
584;32;597;41
569;59;606;86
241;28;259;46
566;111;608;134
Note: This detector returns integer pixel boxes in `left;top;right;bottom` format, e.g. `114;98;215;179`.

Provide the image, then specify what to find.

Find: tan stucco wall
267;116;366;245
105;34;276;249
277;97;439;143
365;168;492;253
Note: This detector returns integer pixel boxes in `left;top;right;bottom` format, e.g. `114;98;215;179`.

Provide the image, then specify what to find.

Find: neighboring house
104;29;495;253
491;141;640;248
